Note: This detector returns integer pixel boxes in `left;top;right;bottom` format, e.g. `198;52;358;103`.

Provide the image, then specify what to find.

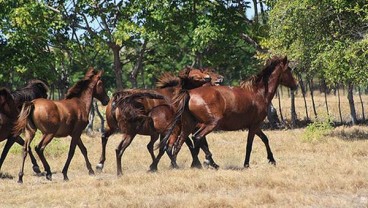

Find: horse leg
147;134;159;162
35;134;54;181
76;139;94;176
149;134;166;172
200;137;219;169
244;130;256;168
18;129;36;183
0;138;15;171
255;129;276;166
185;136;202;169
13;136;41;174
115;134;134;176
61;136;78;181
96;128;113;172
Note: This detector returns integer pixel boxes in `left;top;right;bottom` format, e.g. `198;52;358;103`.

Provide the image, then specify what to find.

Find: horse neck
258;67;283;105
78;82;96;113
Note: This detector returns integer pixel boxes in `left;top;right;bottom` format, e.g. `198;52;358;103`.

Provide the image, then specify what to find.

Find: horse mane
240;56;285;90
155;72;180;89
65;79;92;99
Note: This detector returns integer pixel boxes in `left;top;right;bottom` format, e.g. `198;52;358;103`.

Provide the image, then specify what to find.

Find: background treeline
0;0;367;126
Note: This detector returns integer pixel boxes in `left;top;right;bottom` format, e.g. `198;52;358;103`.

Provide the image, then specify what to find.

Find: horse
13;68;109;183
161;56;298;168
96;67;222;175
0;80;49;175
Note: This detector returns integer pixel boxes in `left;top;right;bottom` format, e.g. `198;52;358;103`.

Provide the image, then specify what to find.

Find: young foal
162;56;298;168
0;80;49;174
13;69;109;183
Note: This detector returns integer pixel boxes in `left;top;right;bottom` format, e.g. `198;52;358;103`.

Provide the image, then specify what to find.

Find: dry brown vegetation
0;93;367;207
0;126;367;207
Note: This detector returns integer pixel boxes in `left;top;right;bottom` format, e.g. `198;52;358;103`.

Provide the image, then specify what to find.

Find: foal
162;56;298;168
13;69;109;183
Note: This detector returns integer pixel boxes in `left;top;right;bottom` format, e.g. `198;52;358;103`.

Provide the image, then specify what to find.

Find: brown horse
96;67;220;175
13;68;109;183
0;80;49;175
161;56;298;168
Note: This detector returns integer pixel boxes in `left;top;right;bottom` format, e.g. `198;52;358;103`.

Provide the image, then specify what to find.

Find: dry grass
0;125;367;207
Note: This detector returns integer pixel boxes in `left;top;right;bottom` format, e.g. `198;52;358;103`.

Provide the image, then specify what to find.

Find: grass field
0;124;367;207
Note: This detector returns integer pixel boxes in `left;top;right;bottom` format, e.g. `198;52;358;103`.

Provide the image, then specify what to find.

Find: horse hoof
212;163;220;170
191;161;202;169
64;177;69;181
96;164;104;172
46;174;52;181
89;170;95;176
244;164;250;169
17;180;23;184
269;161;277;166
33;166;41;174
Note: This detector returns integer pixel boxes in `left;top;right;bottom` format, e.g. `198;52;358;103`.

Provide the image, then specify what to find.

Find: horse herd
0;56;297;183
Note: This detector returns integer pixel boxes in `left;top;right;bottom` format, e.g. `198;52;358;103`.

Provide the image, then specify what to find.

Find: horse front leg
149;134;165;172
184;137;202;169
255;129;276;166
96;128;113;172
76;139;95;176
35;134;55;181
61;137;78;181
0;137;16;171
244;130;256;168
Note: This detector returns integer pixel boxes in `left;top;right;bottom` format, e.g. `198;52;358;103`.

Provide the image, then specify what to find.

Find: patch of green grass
9;131;69;157
303;117;333;142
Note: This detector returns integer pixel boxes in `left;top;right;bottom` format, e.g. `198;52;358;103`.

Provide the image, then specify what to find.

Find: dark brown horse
13;69;109;183
96;67;221;175
161;56;298;168
0;80;49;175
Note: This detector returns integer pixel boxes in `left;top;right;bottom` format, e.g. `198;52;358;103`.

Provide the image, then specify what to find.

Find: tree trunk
259;0;266;24
130;40;148;88
111;45;123;89
267;103;281;129
297;72;309;121
358;87;365;121
290;90;297;127
308;79;318;119
94;101;105;132
347;82;358;125
86;103;95;135
336;84;343;123
322;79;329;116
252;0;258;24
277;89;284;123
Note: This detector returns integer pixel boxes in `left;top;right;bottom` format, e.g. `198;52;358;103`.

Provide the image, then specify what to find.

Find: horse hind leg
13;136;41;174
185;137;202;169
35;133;55;181
116;134;135;176
18;128;36;183
200;137;219;169
255;129;276;166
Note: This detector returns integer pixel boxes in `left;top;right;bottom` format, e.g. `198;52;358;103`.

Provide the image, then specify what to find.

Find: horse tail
12;102;34;136
157;90;190;150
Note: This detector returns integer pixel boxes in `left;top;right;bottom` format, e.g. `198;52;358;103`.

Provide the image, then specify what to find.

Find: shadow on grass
330;127;368;141
0;172;14;179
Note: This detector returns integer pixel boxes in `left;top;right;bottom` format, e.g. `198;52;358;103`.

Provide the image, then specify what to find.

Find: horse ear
178;67;191;79
282;56;288;64
85;67;96;79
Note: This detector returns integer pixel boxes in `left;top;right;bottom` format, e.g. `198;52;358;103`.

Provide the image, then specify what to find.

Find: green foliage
303;117;334;142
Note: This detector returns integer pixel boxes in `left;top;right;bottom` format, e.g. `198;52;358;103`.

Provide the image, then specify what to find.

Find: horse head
202;68;224;86
178;66;211;89
278;56;298;90
92;70;110;106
